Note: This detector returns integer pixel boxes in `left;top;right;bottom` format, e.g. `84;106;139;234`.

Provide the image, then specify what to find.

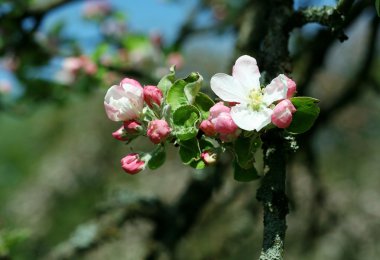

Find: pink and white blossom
286;78;297;98
271;99;296;129
143;85;163;108
201;151;217;165
207;102;239;140
209;102;231;119
121;153;145;174
123;120;142;134
211;55;293;131
199;120;216;136
147;119;171;144
112;126;128;141
104;78;144;121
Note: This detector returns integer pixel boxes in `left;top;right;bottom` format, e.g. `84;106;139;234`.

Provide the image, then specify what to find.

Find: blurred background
0;0;380;259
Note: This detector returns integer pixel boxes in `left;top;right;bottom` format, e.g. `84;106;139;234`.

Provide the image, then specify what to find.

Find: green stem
256;130;289;260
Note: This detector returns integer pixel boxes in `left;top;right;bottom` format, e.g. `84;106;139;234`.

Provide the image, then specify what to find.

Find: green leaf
234;136;261;169
179;138;201;164
287;97;320;134
157;66;176;94
189;159;206;169
199;136;217;151
376;0;380;17
172;105;201;141
194;92;215;119
233;161;260;182
148;145;166;170
166;72;202;111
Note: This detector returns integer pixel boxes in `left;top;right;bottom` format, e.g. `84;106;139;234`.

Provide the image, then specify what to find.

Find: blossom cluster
103;55;318;178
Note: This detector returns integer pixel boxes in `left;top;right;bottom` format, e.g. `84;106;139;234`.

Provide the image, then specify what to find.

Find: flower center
248;89;263;111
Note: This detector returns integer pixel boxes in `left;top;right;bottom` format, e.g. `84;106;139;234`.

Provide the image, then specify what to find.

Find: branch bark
255;1;293;259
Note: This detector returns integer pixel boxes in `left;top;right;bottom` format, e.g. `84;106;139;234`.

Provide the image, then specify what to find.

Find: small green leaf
173;105;201;141
234;136;261;169
148;145;166;170
189;159;206;169
287;97;320;134
157;66;176;94
194;92;215;119
233;161;260;182
166;72;202;111
179;138;201;164
376;0;380;17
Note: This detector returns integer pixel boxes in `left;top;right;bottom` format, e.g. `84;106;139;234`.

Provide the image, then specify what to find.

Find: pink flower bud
201;151;217;165
209;102;230;119
104;78;144;121
212;112;238;135
123;120;142;134
121;153;145;174
271;99;296;129
286;77;297;98
143;85;163;108
112;126;128;141
147;119;171;144
199;120;216;136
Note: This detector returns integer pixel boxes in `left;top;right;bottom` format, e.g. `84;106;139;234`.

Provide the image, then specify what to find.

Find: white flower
210;55;290;131
104;78;144;121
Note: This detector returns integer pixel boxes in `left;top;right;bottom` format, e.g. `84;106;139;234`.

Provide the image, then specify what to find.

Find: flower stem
256;130;289;260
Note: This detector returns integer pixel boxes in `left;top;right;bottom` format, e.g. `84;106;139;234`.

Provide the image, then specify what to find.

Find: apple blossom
112;126;128;141
143;85;163;108
286;78;297;98
207;102;239;140
199;120;216;136
147;119;171;144
210;55;294;131
201;151;217;165
121;153;145;174
271;99;296;129
211;111;238;135
123;120;142;134
104;78;144;121
209;102;231;119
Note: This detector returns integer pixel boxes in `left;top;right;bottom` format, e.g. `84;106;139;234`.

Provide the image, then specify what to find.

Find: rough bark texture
255;1;293;259
257;131;289;260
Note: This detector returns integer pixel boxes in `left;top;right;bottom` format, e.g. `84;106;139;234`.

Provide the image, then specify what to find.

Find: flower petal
262;74;288;105
210;73;249;104
232;55;261;91
231;105;272;131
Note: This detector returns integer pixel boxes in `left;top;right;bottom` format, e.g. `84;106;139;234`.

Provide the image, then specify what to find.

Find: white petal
104;85;123;103
262;74;288;105
231;105;272;131
232;55;261;91
210;73;250;104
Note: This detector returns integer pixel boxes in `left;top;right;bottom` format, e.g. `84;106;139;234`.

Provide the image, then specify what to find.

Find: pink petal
262;74;288;105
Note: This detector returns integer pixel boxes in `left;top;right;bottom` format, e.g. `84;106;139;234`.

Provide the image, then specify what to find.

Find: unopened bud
147;119;171;144
121;153;146;174
201;151;217;165
199;120;216;136
143;85;163;108
271;99;296;128
112;126;128;141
